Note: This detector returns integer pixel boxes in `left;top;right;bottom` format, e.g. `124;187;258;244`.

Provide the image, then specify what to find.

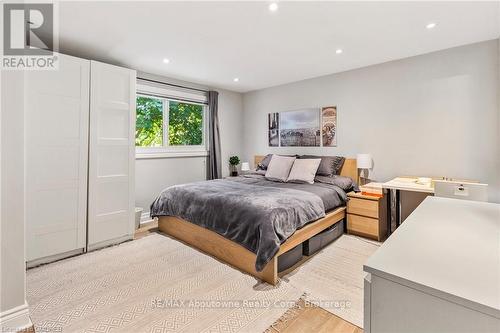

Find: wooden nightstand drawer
347;214;379;239
347;197;379;218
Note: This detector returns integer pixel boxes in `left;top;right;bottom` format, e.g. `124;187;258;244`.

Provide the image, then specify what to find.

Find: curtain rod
137;77;209;94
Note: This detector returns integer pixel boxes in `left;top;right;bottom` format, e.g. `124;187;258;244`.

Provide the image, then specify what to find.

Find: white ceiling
58;1;500;92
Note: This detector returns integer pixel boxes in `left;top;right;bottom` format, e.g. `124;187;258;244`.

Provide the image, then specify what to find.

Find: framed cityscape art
267;106;337;147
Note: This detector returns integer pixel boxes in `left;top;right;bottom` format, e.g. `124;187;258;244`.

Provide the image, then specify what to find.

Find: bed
151;155;357;285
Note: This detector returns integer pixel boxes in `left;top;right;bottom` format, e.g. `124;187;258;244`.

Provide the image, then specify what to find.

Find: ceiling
58;1;500;92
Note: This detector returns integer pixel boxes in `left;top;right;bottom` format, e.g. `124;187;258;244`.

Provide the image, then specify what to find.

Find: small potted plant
229;156;240;176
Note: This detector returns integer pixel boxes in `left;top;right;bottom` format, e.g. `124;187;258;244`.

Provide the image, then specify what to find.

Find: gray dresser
364;197;500;332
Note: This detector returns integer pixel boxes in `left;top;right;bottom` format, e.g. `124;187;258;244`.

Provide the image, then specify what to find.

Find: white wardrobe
25;53;136;266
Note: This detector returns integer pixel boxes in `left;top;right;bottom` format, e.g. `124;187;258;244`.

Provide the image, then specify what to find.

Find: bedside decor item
321;106;337;147
229;155;240;176
416;177;432;185
356;153;372;185
359;182;383;197
241;162;250;174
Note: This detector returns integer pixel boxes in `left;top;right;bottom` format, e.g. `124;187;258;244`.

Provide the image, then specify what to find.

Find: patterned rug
27;233;379;332
285;235;380;327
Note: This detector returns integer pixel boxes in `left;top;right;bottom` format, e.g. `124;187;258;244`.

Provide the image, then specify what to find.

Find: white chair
434;180;488;202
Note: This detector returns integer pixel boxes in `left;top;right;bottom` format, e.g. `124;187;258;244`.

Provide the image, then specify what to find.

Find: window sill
135;151;208;159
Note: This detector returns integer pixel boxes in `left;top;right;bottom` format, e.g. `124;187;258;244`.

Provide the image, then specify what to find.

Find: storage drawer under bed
303;219;345;256
277;243;303;272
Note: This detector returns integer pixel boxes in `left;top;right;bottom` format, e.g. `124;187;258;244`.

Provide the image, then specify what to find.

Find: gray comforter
150;175;348;271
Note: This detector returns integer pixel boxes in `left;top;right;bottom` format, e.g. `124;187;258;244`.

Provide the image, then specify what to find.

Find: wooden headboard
254;155;358;182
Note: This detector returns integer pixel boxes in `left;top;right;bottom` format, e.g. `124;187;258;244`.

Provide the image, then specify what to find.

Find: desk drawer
348;214;379;239
347;198;379;218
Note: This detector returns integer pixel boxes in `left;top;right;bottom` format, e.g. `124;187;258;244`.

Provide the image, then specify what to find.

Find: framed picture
279;108;320;147
268;112;279;147
321;106;337;147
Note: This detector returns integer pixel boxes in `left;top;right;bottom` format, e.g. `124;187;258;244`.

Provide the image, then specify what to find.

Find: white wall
134;73;244;218
218;89;245;176
135;156;207;216
0;70;31;330
243;40;500;202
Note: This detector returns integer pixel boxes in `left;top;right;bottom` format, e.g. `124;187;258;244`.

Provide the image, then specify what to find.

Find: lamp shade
356;154;372;169
241;162;250;171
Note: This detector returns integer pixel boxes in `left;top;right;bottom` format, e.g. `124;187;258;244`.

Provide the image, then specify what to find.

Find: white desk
382;177;434;234
383;177;435;194
364;197;500;333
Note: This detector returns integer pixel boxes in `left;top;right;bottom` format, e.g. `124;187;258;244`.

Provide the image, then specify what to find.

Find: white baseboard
87;234;133;252
140;211;153;225
27;247;84;268
0;302;32;332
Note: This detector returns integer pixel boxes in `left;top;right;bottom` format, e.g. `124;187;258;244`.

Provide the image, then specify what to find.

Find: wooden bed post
261;256;278;285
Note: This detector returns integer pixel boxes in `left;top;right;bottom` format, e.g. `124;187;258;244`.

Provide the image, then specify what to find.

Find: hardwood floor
134;219;158;239
269;299;363;333
134;221;363;333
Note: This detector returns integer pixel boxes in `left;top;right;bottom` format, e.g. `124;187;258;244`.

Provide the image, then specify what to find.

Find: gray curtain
208;91;221;179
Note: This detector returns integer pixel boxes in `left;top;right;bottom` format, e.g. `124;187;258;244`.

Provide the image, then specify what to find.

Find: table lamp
241;162;250;174
356;153;372;185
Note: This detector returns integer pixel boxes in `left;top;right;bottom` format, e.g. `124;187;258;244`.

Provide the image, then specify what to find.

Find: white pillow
287;159;321;184
265;155;296;182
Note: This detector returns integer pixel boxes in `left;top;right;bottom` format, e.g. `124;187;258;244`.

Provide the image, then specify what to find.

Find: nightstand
346;192;387;241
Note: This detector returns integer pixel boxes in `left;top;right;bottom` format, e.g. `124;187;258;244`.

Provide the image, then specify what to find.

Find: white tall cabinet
25;54;136;266
88;62;136;250
25;54;90;264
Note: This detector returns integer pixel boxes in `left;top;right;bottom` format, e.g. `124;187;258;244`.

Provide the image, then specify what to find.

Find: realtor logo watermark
2;3;58;70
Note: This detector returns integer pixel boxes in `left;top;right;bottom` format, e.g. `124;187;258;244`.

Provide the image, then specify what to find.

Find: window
135;82;208;157
136;96;163;147
168;101;204;146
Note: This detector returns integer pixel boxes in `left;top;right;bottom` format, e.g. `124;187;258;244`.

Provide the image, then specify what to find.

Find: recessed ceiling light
335;49;343;54
269;2;278;12
233;78;239;82
163;58;170;64
426;22;437;29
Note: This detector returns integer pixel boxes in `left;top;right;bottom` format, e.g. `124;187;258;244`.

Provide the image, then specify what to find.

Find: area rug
27;234;302;333
284;235;380;327
27;233;379;332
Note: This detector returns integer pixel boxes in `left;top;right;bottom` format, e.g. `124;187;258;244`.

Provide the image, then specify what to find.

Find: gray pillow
265;155;296;182
315;175;354;191
257;154;299;171
256;154;273;170
298;155;345;176
287;159;321;184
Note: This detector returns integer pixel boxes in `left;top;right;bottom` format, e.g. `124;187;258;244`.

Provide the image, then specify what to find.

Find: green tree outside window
135;96;204;147
135;96;163;147
168;101;203;146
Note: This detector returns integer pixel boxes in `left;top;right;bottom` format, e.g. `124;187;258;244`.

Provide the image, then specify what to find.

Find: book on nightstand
359;182;383;197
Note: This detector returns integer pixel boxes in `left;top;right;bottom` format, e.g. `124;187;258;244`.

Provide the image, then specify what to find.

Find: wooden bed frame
158;156;357;285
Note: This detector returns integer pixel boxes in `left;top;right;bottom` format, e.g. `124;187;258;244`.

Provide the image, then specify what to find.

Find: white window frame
135;82;209;159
